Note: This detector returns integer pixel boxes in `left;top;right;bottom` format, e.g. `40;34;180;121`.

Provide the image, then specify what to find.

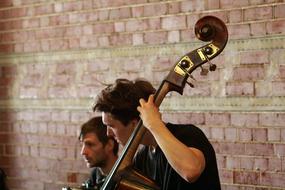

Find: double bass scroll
101;15;228;190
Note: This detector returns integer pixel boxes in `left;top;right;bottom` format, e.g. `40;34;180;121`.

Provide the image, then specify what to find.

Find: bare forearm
149;121;205;182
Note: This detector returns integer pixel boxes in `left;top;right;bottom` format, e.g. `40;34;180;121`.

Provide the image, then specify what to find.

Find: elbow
183;163;205;183
184;170;202;183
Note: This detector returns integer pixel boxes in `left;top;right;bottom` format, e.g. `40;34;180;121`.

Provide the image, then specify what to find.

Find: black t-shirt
83;168;106;190
133;123;221;190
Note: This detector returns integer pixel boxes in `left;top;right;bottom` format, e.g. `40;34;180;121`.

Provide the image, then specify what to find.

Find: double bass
100;16;228;190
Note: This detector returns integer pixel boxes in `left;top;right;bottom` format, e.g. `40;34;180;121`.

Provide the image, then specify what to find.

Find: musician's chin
84;160;93;168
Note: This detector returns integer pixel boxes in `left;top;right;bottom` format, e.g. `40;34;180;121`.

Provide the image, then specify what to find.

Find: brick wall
0;0;285;189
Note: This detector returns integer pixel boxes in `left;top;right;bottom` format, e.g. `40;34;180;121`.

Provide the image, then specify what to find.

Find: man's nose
80;145;87;155
106;126;114;137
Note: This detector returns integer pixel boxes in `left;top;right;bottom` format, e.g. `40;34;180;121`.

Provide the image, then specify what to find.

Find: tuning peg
209;63;217;71
180;59;190;69
201;47;216;72
186;74;196;88
200;66;208;76
204;46;213;55
186;81;194;88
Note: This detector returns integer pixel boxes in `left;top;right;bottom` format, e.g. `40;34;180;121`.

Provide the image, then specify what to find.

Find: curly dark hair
79;116;119;155
93;78;156;126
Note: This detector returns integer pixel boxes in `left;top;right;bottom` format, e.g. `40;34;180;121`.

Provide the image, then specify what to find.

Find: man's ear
129;118;139;129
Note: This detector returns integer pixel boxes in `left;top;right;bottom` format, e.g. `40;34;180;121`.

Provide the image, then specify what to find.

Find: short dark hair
93;78;156;125
79;116;118;155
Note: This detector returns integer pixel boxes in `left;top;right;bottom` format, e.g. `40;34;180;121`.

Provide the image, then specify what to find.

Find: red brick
213;142;245;155
275;144;285;156
168;30;180;43
23;18;40;28
228;24;251;39
65;26;82;37
132;33;143;45
126;19;148;32
79;36;98;48
245;143;274;156
0;0;12;7
240;50;269;64
53;2;63;12
0;44;14;53
274;4;285;18
181;0;205;12
117;7;131;19
183;82;211;96
240;156;254;170
226;82;254;96
268;157;282;172
97;36;109;47
181;29;196;42
259;113;285;127
65;123;78;137
254;158;268;171
250;0;265;5
250;22;267;36
220;0;249;8
272;81;285;96
5;145;22;155
244;6;273;21
232;66;265;81
143;3;167;17
94;10;107;21
164;112;205;125
39;147;65;159
216;155;226;168
207;0;220;9
281;128;285;141
19;87;38;98
91;21;110;32
122;58;142;72
21;122;31;133
144;31;167;44
161;16;186;30
114;22;125;32
253;128;268;142
267;128;281;142
168;2;181;14
82;0;93;10
67;172;77;183
211;127;224;140
234;171;260;185
41;122;55;135
63;1;82;12
261;172;285;187
33;111;51;122
229;10;243;23
226;156;240;169
29;122;38;134
70;111;92;123
1;33;15;43
279;65;285;79
266;20;285;34
225;127;238;141
109;33;132;46
219;169;233;183
186;14;200;28
148;18;161;30
205;113;230;126
131;6;144;18
35;4;53;15
200;11;228;23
